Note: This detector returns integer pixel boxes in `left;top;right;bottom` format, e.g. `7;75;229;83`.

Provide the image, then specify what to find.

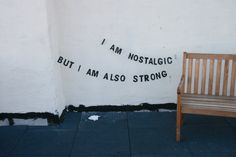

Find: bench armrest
177;75;185;95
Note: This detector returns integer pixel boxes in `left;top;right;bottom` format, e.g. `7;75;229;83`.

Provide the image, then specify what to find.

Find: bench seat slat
182;102;236;110
182;100;236;106
182;107;236;118
182;93;236;101
182;94;236;114
183;106;236;113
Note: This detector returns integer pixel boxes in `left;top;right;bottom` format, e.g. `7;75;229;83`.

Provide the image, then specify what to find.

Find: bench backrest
182;52;236;96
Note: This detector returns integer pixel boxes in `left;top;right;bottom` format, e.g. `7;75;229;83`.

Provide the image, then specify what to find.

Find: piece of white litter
88;115;100;121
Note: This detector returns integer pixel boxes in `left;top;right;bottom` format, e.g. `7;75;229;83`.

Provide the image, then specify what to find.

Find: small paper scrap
88;115;100;121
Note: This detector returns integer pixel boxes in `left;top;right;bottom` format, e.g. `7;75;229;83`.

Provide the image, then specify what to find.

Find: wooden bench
176;52;236;142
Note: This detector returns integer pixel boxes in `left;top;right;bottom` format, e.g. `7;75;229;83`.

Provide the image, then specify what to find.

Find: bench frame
176;52;236;142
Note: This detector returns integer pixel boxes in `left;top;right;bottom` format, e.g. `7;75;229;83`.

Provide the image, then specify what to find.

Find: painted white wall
55;0;236;106
46;0;66;114
1;0;236;115
0;0;65;114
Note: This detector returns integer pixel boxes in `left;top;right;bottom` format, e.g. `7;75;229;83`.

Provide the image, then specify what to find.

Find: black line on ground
68;113;82;157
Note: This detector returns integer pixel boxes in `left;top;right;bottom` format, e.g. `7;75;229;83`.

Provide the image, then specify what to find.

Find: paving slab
225;117;236;132
132;154;192;157
8;155;67;157
0;111;236;157
71;112;130;156
129;128;190;156
10;129;75;156
59;112;82;130
128;112;176;129
192;152;236;157
182;118;236;154
0;126;27;156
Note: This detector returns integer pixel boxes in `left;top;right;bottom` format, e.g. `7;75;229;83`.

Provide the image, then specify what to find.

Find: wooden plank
176;94;182;142
182;96;236;102
182;101;236;109
201;59;207;94
187;59;193;93
182;100;236;106
186;53;236;60
215;59;222;96
231;61;236;96
182;99;236;106
182;52;187;92
177;76;185;94
182;93;236;100
223;60;229;96
182;106;236;113
182;96;236;101
194;59;200;94
182;52;187;76
182;107;236;118
208;59;214;95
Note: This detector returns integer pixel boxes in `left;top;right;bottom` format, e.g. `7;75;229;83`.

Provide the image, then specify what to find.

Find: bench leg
176;111;182;142
176;95;182;142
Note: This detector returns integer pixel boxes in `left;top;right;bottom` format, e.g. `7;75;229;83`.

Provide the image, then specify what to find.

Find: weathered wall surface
55;0;236;106
0;0;236;115
0;0;64;114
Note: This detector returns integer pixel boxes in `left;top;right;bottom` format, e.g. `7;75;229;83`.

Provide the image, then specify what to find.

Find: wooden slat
208;59;214;95
187;59;193;93
176;94;182;142
182;97;236;105
182;52;187;76
182;93;236;100
182;107;236;118
182;97;236;109
201;59;207;94
223;60;229;96
182;102;236;107
182;52;187;92
215;59;222;96
231;61;236;96
186;53;236;60
182;105;236;113
194;59;200;94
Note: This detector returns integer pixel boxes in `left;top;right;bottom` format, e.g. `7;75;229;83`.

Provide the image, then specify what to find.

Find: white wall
46;0;66;114
55;0;236;106
0;0;64;114
1;0;236;115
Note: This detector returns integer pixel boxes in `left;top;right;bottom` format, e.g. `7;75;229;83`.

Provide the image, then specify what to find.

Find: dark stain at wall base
0;103;176;125
67;103;177;112
0;112;61;126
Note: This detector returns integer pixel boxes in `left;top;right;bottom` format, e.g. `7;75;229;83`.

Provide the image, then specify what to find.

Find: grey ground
0;112;236;157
